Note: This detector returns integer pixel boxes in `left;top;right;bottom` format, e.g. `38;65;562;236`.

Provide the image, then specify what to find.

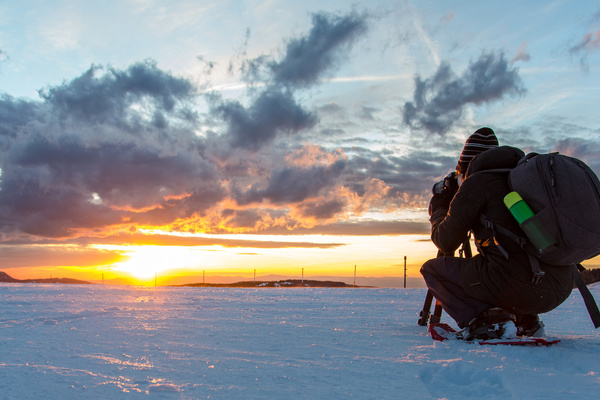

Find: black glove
428;192;453;216
428;172;459;216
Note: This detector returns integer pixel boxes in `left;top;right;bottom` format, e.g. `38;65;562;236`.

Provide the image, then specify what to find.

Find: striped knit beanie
456;127;499;175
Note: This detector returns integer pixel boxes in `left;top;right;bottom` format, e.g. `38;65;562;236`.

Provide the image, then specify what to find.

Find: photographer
421;128;573;340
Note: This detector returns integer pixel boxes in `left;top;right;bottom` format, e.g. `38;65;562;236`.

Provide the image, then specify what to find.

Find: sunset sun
114;246;194;282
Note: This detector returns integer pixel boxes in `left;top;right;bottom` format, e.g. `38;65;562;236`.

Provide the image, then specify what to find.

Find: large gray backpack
510;152;600;265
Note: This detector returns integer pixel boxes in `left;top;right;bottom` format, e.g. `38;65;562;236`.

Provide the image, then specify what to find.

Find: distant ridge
0;271;20;283
0;272;368;288
176;279;371;288
0;271;92;285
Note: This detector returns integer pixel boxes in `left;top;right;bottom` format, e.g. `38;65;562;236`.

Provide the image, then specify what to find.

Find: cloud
256;220;430;236
567;8;600;71
402;51;525;135
268;11;368;88
570;30;600;52
211;88;318;150
0;94;40;139
211;11;368;151
569;29;600;70
440;11;455;24
38;61;197;128
0;10;401;243
236;157;347;206
552;137;600;175
0;61;219;238
1;232;344;250
0;49;7;63
295;198;347;220
512;43;531;63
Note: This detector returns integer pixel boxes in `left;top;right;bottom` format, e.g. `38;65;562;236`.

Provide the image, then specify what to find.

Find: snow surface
1;283;599;399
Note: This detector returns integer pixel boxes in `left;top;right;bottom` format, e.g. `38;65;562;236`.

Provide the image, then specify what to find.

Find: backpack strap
527;253;546;285
479;215;545;284
466;167;513;179
574;264;600;329
478;215;511;259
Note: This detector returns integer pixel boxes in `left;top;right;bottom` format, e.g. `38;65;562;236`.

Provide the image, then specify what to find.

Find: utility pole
353;265;356;288
404;256;407;288
254;269;256;284
302;268;304;284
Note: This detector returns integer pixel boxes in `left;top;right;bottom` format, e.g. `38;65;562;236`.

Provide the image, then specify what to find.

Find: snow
1;284;599;399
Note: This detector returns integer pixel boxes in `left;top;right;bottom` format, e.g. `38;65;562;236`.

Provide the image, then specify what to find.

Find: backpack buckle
531;270;545;285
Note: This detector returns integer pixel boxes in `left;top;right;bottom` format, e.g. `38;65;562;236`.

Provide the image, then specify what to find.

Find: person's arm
430;176;486;254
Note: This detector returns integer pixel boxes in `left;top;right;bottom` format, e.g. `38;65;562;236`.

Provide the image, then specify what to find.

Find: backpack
481;152;600;328
509;152;600;265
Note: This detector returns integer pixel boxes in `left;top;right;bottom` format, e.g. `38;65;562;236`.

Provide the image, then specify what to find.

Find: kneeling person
421;127;573;339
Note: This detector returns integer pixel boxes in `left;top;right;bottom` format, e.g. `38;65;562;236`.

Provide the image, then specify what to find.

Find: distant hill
0;272;366;288
0;271;92;285
176;279;370;288
0;271;20;283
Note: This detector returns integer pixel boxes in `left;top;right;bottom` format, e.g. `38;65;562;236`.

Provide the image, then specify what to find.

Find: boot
515;314;545;337
463;308;517;341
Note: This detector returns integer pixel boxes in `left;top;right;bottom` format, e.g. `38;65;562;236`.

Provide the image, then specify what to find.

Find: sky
1;0;600;286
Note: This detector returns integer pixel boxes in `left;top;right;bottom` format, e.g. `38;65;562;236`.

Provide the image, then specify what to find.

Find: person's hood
465;146;525;178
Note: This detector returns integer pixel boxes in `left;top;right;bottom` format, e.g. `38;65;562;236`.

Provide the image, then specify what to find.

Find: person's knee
420;258;438;276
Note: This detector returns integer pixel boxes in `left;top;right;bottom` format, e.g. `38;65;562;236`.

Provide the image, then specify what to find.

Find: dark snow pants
421;256;491;328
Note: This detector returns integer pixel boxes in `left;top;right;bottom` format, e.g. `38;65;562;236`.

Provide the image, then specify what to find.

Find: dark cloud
317;102;345;115
235;158;347;205
346;146;455;194
403;51;525;135
0;94;40;139
212;11;368;150
268;11;368;88
38;60;196;129
211;88;318;150
296;198;347;220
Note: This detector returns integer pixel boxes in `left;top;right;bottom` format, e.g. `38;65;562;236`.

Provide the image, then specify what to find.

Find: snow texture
0;283;599;399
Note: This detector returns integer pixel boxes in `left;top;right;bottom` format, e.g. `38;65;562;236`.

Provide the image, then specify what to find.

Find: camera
432;171;459;195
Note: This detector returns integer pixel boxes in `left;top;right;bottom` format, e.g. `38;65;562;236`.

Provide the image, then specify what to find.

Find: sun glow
86;231;437;287
114;246;203;281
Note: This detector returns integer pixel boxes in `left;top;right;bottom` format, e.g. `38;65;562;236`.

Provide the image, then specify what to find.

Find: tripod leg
418;290;434;326
430;300;443;324
462;237;472;258
419;246;463;326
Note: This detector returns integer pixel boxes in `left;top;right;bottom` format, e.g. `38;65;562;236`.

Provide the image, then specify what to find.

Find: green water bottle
503;192;554;252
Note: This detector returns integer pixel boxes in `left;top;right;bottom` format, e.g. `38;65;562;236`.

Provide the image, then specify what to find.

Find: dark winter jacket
430;146;573;315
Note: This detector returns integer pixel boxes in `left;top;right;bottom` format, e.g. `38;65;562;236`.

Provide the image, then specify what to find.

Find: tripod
417;238;472;326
